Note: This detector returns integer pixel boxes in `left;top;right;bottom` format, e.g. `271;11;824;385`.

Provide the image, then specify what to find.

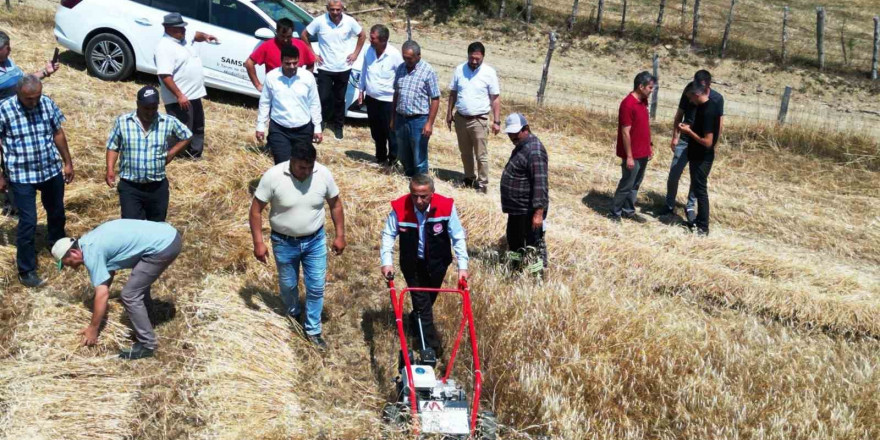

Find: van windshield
252;0;317;42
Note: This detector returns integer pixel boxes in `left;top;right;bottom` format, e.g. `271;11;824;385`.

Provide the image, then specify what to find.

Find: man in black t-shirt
677;82;723;235
664;70;724;220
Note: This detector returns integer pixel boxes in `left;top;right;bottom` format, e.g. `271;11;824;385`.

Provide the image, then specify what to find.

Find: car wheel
85;33;135;81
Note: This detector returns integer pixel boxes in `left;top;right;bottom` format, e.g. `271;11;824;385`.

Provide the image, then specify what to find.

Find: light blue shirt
79;220;178;287
380;203;468;270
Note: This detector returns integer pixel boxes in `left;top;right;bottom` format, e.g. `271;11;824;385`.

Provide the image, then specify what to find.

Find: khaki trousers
453;112;490;186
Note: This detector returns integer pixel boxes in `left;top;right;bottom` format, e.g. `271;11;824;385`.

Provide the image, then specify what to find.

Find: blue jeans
395;114;429;176
666;137;697;214
271;229;327;335
10;172;66;275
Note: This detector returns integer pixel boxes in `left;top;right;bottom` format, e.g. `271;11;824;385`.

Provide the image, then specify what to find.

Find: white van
54;0;367;117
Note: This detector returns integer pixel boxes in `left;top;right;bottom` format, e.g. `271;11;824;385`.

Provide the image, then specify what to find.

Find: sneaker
462;177;475;188
18;271;45;288
307;333;328;351
475;184;488;194
657;206;674;216
119;342;155;360
333;126;344;140
685;208;697;223
607;213;622;223
696;228;709;236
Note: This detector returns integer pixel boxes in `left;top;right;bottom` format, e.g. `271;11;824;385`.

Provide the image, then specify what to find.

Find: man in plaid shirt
0;75;74;287
106;86;193;222
500;113;549;272
392;40;440;176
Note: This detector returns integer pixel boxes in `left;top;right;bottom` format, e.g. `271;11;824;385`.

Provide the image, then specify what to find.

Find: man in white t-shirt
249;141;346;351
154;13;217;159
445;42;501;194
301;0;366;141
357;24;403;166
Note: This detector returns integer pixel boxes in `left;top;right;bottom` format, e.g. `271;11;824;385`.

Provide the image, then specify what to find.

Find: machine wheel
382;403;407;427
476;411;498;440
84;33;135;81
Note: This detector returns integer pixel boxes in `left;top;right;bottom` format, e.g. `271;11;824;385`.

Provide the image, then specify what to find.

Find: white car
54;0;366;118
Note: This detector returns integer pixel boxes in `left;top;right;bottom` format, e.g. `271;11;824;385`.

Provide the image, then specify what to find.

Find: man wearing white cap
500;113;548;272
52;219;182;360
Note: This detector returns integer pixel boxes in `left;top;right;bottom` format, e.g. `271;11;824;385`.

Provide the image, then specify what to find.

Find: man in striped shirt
106;86;192;222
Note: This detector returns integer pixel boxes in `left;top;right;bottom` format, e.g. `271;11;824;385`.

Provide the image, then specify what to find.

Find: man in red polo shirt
245;18;316;92
610;71;655;222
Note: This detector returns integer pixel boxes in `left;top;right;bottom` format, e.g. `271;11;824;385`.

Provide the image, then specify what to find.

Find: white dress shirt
380;203;469;270
257;67;322;133
448;62;500;116
154;34;207;104
305;13;363;73
359;44;404;102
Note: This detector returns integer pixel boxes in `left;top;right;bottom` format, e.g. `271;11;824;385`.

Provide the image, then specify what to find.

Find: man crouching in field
53;220;183;360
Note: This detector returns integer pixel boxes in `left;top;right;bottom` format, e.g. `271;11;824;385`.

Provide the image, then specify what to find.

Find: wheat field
1;6;879;440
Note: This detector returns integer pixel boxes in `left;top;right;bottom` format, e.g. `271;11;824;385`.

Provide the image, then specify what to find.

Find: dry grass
2;6;880;440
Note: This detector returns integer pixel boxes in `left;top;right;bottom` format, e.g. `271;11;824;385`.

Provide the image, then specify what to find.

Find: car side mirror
254;28;274;40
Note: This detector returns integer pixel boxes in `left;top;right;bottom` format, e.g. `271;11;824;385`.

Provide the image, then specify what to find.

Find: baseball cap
137;86;160;105
51;237;76;270
504;113;528;134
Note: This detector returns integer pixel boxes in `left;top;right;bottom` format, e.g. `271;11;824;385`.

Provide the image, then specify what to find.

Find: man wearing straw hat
380;174;468;356
53;219;183;360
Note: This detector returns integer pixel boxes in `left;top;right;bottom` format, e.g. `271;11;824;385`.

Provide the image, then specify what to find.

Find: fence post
720;0;737;58
872;16;879;80
840;19;849;65
406;16;412;41
655;0;666;43
681;0;687;28
816;7;825;70
778;86;792;124
651;54;660;119
596;0;605;33
620;0;627;34
499;0;506;19
691;0;701;47
5;0;10;11
568;0;579;31
782;6;789;64
526;0;533;24
537;31;558;107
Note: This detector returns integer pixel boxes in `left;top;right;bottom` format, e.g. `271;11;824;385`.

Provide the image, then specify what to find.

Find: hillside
1;5;880;440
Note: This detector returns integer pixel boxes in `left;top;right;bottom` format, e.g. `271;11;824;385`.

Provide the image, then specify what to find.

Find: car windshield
252;0;316;42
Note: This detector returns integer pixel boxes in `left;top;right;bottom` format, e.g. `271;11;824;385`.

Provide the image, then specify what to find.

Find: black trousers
402;259;446;352
118;178;170;222
364;95;396;162
316;70;350;129
506;211;548;270
687;152;715;233
267;120;315;164
165;98;205;158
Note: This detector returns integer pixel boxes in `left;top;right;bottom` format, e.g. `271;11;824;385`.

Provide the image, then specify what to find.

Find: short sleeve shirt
448;62;500;116
0;58;24;101
0;95;65;184
254;162;340;237
616;93;652;159
250;38;317;71
79;220;178;287
106;112;193;182
154;34;207;103
305;13;363;73
688;98;723;159
393;60;440;116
